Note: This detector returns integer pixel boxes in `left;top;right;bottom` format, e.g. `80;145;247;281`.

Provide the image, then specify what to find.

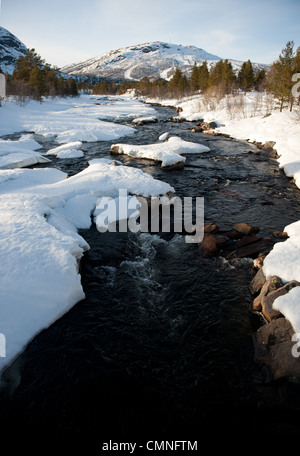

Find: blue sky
0;0;299;68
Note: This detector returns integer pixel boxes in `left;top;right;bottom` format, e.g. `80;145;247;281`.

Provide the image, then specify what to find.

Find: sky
0;0;299;68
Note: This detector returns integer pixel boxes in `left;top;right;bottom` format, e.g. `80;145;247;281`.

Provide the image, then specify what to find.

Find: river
1;99;300;450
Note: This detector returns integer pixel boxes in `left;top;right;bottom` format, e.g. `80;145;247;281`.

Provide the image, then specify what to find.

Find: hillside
61;41;267;81
0;26;27;74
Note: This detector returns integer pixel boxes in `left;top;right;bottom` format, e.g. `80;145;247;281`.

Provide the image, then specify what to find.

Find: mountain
0;27;27;74
61;41;267;82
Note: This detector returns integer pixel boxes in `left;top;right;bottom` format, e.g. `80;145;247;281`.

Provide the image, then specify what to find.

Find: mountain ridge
61;41;268;81
0;26;27;74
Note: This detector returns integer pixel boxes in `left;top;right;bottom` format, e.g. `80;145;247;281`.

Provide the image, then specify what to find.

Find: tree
190;62;200;92
267;41;295;111
169;68;189;96
238;59;254;91
198;61;209;92
209;60;236;94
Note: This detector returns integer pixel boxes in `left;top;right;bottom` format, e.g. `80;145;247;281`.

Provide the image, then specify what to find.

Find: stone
233;223;260;236
253;318;300;382
208;121;218;129
204;222;219;234
261;280;300;322
162;161;185;171
234;234;261;249
253;276;283;311
110;145;122;154
273;231;289;239
226;238;273;260
198;233;218;258
253;256;265;269
249;268;266;295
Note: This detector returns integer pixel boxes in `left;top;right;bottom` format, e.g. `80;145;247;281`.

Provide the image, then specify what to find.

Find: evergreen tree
198;61;209;92
267;41;295;111
209;60;236;94
190;62;200;91
254;69;266;91
238;59;254;90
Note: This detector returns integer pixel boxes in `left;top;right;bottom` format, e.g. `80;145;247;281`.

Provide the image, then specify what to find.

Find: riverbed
1;99;300;449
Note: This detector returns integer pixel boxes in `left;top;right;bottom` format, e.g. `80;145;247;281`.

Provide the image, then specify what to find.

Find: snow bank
0;95;141;144
46;141;84;159
0;159;174;373
0;134;50;169
111;136;210;168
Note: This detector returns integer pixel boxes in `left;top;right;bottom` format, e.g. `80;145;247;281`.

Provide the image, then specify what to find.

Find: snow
111;136;210;168
132;115;157;124
0;95;149;143
157;91;300;334
46;141;84;159
0;95;176;374
0;157;174;373
0;134;50;169
159;132;169;141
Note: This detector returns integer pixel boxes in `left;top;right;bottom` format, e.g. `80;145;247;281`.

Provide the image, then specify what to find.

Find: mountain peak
61;41;224;81
0;26;27;74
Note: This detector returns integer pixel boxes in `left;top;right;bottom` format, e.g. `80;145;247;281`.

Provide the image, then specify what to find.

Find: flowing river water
1;99;300;450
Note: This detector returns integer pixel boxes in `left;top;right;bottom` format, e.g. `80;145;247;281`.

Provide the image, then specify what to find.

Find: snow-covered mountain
61;41;266;81
0;27;27;74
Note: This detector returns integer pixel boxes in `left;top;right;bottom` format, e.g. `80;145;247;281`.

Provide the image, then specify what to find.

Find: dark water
1;100;300;451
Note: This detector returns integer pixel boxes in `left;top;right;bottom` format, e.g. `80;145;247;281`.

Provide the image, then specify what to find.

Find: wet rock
234;234;261;249
253;256;265;269
191;127;203;133
249;268;266;295
226;238;273;260
233;223;260;236
253;276;283;311
198;233;218;258
204;222;219;234
253;318;300;382
162;161;185;171
222;229;244;240
110;145;122;154
273;231;289;239
262;280;300;322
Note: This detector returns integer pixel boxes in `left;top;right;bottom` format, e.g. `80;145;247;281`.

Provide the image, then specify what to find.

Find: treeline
3;41;300;112
5;48;78;100
92;41;300;112
91;59;266;99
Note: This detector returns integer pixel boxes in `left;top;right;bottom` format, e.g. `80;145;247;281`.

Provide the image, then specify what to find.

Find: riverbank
145;91;300;381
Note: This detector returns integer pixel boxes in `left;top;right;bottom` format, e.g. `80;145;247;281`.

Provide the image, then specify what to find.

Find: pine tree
267;41;295;111
190;62;200;92
198;61;209;92
238;59;254;91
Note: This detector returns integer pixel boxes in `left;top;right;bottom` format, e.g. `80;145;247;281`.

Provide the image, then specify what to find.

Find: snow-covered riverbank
0;95;174;373
147;91;300;335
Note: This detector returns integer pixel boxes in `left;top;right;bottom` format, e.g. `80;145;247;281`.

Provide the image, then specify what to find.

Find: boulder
204;222;219;234
253;276;283;311
261;280;300;322
273;231;289;239
226;237;273;260
110;145;122;154
198;233;218;258
249;268;266;295
253;318;300;382
253;256;265;269
233;223;260;236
